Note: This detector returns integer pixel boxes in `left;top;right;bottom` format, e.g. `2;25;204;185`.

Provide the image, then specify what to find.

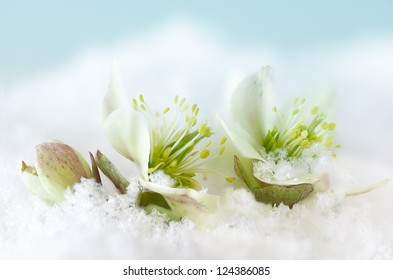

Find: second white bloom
101;64;224;222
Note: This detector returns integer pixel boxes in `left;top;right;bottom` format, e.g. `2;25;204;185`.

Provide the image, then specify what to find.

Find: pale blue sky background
1;0;393;86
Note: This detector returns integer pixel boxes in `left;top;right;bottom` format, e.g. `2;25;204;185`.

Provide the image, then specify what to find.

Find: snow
1;21;392;259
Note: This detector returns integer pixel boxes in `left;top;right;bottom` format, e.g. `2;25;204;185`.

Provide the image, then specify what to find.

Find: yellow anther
140;104;146;111
301;130;308;138
332;154;337;158
220;137;227;145
205;141;212;147
219;146;225;155
300;139;311;148
335;144;341;149
186;116;197;127
289;131;298;139
225;177;236;183
163;107;170;114
192;104;197;112
311;106;319;114
169;160;177;168
325;138;333;147
162;147;171;159
273;106;277;112
132;98;138;107
328;122;336;131
139;94;144;103
174;95;179;104
195;108;199;116
321;121;328;130
200;149;210;159
291;108;299;115
181;104;189;112
180;97;186;106
301;98;306;104
292;97;299;104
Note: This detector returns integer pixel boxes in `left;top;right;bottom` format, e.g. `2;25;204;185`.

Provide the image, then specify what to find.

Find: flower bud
21;142;93;203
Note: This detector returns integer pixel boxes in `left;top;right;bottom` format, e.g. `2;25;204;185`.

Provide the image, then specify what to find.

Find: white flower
21;142;99;204
101;63;223;221
219;67;339;207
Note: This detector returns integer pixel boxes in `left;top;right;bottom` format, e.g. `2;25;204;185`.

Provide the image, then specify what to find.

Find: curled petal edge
104;108;151;180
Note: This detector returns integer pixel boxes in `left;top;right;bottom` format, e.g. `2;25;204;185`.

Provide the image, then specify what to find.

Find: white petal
217;114;263;161
102;60;127;121
21;172;58;203
345;179;390;196
104;108;150;179
333;153;391;196
230;66;275;143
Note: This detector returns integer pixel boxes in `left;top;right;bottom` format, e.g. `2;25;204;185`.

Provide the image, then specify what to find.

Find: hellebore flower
21;142;100;204
99;64;224;221
220;67;339;208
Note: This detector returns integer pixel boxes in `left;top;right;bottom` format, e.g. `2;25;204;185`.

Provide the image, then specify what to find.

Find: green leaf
95;150;129;194
89;152;101;184
254;183;314;208
234;155;314;208
138;191;170;209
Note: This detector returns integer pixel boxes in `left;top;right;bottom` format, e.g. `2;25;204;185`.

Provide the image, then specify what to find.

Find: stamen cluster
262;97;340;160
132;95;226;189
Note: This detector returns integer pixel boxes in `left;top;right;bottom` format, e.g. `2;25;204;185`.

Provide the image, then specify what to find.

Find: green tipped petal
230;67;275;144
21;164;57;204
102;60;127;121
103;107;151;179
234;155;314;208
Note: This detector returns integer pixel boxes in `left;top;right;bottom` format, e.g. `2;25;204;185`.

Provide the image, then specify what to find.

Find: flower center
262;97;340;160
132;95;226;189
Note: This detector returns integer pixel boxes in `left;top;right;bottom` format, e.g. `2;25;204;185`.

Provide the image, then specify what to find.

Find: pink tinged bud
24;142;92;203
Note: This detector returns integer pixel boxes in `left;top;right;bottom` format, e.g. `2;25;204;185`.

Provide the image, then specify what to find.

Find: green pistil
262;98;339;160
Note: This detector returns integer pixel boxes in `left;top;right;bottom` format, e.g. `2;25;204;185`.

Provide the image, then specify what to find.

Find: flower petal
230;66;275;143
104;107;150;179
217;115;263;161
334;153;391;196
21;170;57;204
345;179;390;196
102;61;127;121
